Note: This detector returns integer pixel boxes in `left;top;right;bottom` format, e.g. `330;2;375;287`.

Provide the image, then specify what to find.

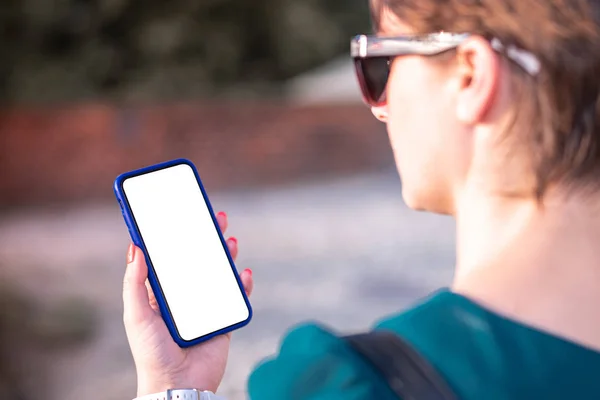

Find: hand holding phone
115;159;254;395
123;231;253;396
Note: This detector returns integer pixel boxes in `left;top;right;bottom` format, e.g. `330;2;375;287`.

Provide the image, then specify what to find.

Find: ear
455;36;501;125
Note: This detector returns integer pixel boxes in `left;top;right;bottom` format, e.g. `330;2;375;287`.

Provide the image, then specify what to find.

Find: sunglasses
351;32;541;107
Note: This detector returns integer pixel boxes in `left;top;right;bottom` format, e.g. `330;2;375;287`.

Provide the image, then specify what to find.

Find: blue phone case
113;158;252;348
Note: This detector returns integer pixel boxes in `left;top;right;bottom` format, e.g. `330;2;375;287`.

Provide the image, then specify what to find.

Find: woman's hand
122;211;254;397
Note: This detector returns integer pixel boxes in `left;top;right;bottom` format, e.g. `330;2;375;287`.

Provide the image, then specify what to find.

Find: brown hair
372;0;600;198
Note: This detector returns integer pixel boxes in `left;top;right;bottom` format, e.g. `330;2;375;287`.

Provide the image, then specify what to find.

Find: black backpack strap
344;330;458;400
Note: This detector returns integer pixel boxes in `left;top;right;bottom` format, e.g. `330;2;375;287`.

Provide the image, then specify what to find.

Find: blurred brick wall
0;102;393;209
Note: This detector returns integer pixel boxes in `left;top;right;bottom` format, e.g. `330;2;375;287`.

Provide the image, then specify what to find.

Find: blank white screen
123;163;249;342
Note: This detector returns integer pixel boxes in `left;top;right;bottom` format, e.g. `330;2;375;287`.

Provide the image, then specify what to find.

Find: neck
452;186;600;350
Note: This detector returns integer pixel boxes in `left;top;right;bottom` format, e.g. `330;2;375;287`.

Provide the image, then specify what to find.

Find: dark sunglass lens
358;57;390;106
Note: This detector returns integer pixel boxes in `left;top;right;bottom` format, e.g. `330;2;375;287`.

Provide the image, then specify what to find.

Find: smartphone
114;158;252;347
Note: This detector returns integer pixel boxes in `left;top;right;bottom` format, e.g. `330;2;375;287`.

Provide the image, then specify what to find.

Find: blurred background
0;1;455;399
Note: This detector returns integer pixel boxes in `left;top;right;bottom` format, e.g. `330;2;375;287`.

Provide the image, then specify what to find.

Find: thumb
123;243;153;327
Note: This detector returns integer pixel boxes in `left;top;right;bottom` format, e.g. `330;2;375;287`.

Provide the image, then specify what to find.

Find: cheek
385;59;439;154
383;58;467;213
385;59;461;190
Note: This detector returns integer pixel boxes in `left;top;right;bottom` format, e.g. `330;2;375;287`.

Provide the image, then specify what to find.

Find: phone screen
122;163;249;342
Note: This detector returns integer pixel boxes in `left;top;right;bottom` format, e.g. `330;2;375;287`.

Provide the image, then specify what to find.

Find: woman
122;0;600;398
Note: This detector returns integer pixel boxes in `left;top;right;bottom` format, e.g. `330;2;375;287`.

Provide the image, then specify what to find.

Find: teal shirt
248;289;600;399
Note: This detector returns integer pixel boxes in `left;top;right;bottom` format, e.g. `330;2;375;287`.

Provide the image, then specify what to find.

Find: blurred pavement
0;171;455;400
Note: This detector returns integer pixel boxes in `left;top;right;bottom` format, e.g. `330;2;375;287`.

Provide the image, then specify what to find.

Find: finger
123;243;154;326
239;268;254;297
216;211;228;233
145;279;160;313
226;236;238;260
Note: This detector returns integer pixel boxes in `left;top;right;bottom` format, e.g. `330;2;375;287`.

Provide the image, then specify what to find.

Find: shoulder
247;322;398;400
247;290;475;400
248;289;600;400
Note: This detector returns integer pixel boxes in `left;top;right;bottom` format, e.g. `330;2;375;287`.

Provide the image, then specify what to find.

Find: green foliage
0;0;371;104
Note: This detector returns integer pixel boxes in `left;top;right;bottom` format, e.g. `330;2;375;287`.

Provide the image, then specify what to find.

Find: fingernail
217;211;227;218
228;237;238;246
127;243;135;264
245;268;252;276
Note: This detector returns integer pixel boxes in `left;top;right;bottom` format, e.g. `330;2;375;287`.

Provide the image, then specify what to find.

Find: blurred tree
0;0;370;104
